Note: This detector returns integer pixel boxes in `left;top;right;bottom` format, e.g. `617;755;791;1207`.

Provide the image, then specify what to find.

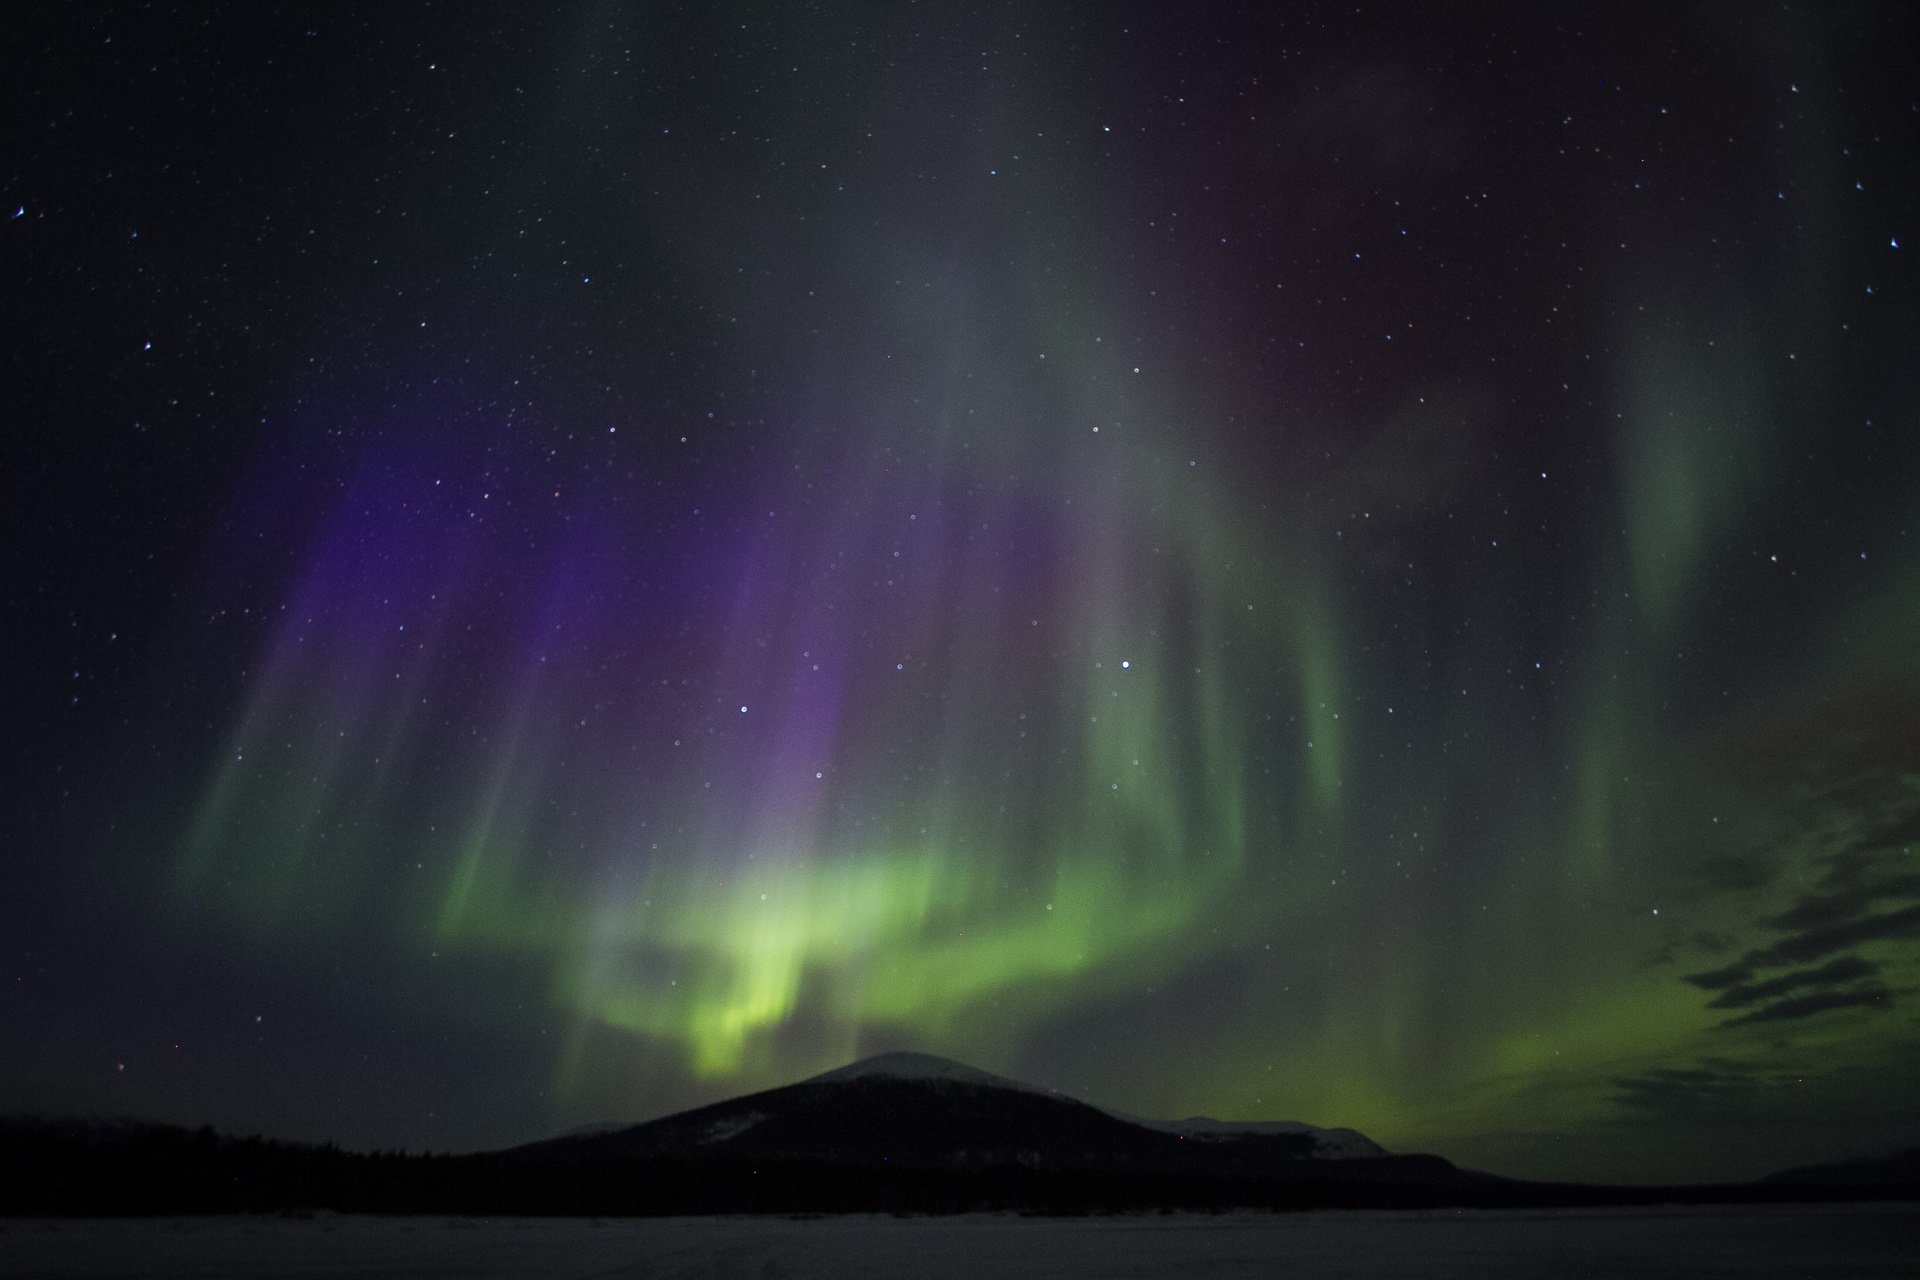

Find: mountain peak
805;1051;1048;1094
803;1054;1385;1157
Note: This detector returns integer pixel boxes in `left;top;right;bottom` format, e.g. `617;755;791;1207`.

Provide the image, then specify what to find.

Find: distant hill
1762;1149;1920;1189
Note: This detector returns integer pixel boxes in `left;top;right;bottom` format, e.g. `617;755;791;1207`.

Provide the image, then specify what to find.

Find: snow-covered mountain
814;1052;1387;1159
521;1050;1150;1169
1120;1114;1387;1159
535;1051;1402;1174
820;1052;1390;1158
804;1050;1054;1096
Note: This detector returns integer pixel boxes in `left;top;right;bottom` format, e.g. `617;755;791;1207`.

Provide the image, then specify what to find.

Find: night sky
6;2;1917;1186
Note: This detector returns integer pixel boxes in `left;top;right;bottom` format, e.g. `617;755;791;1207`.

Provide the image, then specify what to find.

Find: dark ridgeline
1761;1150;1920;1190
5;1056;1915;1215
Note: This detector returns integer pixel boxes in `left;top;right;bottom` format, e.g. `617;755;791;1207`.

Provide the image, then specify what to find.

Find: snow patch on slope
555;1121;631;1140
699;1111;766;1145
1130;1115;1387;1158
806;1052;1052;1096
803;1051;1385;1158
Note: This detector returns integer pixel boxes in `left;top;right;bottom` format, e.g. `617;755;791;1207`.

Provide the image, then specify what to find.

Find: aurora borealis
7;3;1918;1185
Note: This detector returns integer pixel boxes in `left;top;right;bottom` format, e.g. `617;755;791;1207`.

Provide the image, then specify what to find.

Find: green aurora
10;2;1917;1187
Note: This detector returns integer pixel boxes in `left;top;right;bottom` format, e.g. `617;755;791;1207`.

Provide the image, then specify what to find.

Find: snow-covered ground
2;1204;1913;1278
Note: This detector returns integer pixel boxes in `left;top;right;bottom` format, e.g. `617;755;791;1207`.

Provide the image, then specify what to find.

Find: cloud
1767;872;1920;931
1720;986;1891;1028
1683;904;1917;1016
1666;704;1920;1036
1687;849;1778;893
1683;961;1755;992
1704;956;1880;1010
1764;834;1920;932
1805;770;1913;819
1836;807;1920;858
1745;902;1920;969
1613;1061;1770;1118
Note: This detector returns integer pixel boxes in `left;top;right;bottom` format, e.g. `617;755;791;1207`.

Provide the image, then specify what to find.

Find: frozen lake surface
2;1203;1914;1278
